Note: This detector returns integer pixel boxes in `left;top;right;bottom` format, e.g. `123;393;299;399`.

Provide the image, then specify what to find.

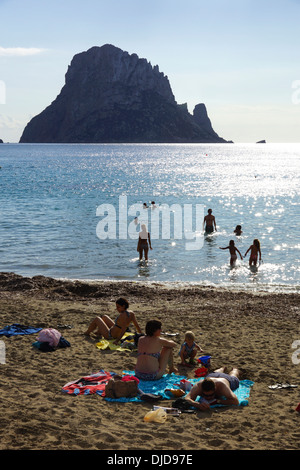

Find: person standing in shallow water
203;209;217;233
137;224;152;261
219;240;243;266
244;239;262;266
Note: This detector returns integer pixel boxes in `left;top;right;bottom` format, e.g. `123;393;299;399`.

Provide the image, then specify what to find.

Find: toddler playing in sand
179;331;203;366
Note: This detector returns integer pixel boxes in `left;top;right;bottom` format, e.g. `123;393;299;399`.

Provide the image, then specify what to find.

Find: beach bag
105;376;138;398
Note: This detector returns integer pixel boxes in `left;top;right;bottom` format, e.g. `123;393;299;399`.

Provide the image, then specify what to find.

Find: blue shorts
207;372;239;391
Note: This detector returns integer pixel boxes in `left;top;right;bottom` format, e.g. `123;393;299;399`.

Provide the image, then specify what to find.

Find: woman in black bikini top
84;298;142;343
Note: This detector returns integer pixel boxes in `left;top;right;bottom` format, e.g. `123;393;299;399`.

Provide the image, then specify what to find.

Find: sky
0;0;300;143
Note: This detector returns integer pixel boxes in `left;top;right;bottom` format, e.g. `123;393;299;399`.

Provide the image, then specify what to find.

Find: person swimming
234;225;243;236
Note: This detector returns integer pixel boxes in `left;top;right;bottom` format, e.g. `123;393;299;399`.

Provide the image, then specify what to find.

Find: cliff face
20;44;227;143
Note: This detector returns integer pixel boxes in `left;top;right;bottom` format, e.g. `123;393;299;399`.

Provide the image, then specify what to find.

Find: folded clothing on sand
0;323;42;337
33;336;70;352
32;328;71;352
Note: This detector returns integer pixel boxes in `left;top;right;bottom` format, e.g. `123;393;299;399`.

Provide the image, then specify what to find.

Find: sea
0;142;299;293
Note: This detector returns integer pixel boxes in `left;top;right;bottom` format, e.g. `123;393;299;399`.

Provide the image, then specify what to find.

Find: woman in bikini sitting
135;319;178;381
84;298;142;344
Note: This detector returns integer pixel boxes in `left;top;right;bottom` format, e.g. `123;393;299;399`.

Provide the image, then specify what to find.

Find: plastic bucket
198;355;211;367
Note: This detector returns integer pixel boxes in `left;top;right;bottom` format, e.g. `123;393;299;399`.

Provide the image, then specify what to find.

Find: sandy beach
0;271;299;452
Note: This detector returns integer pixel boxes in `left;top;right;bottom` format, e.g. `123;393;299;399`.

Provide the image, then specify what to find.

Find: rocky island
20;44;227;144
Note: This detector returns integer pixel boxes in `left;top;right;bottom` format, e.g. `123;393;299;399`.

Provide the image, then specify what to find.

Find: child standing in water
219;240;243;266
179;331;203;366
244;239;262;266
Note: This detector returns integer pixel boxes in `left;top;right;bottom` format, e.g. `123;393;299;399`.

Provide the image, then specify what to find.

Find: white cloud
0;46;45;57
0;114;23;129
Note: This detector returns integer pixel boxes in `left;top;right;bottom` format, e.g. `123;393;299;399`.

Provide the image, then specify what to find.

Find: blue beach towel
104;371;254;406
0;323;42;337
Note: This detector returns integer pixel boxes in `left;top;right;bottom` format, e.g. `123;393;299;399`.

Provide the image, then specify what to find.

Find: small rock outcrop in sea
19;44;227;144
0;139;3;143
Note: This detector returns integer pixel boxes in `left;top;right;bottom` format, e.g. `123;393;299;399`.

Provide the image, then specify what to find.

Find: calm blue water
0;143;299;292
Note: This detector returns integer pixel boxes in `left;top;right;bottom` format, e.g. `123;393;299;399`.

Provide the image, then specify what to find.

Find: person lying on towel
184;367;240;410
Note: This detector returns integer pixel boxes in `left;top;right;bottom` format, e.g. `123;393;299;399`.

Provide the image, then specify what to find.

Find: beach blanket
61;369;254;405
0;323;42;337
62;370;117;395
104;371;254;406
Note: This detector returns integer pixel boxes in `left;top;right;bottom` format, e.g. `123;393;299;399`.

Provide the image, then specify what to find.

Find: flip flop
268;383;298;390
162;332;179;336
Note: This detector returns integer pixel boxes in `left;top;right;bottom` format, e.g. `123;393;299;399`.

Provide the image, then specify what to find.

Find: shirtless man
203;209;217;233
184;367;240;410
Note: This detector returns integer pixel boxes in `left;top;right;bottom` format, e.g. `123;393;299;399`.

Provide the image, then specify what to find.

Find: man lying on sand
184;367;240;410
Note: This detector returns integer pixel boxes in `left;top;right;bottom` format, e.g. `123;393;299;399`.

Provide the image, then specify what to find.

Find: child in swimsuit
219;240;243;266
244;239;261;266
179;331;203;366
